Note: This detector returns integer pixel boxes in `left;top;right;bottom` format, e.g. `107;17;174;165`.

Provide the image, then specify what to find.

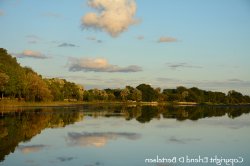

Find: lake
0;105;250;166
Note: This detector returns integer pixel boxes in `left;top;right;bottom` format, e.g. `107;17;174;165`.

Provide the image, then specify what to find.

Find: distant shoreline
1;100;250;109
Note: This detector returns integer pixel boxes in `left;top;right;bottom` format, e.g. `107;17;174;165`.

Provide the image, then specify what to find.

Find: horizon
1;0;250;95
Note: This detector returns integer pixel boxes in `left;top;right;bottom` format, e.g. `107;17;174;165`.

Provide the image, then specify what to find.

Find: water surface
0;105;250;166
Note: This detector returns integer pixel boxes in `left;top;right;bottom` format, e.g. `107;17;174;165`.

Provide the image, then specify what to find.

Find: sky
0;0;250;95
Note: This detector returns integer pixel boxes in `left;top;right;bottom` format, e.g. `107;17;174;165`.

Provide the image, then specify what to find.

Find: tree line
83;84;250;104
1;48;250;104
0;48;83;102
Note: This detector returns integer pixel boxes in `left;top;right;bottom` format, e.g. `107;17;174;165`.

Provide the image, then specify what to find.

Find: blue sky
0;0;250;94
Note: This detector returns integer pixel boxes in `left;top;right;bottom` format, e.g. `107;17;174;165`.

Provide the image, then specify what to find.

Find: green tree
45;79;64;101
162;89;178;102
120;88;130;101
227;90;243;104
188;87;205;103
0;48;26;99
131;88;142;102
136;84;158;102
24;72;52;101
104;89;116;101
0;72;9;99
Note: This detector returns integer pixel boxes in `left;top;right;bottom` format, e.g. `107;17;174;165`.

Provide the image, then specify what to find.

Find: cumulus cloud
58;43;78;47
14;50;48;59
18;145;47;154
81;0;139;37
67;132;141;147
68;57;142;73
166;62;202;70
158;36;177;43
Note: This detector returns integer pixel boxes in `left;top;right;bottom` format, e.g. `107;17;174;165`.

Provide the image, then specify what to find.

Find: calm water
0;105;250;166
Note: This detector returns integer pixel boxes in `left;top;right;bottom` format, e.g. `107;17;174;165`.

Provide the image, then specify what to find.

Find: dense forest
1;48;250;104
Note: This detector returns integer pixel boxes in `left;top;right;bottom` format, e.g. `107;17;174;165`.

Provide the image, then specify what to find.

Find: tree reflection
0;108;83;161
123;105;250;122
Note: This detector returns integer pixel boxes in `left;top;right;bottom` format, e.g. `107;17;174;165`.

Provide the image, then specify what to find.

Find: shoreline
1;100;250;108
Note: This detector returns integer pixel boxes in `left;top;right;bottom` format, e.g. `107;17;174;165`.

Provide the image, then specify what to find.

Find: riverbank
0;100;157;108
0;100;197;110
0;100;83;107
1;99;249;108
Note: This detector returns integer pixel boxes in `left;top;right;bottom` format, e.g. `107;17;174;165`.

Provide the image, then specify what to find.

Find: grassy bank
1;100;249;108
0;100;172;109
0;100;83;107
0;100;142;108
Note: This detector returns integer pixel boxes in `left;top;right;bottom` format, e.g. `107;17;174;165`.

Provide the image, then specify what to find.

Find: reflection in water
57;156;75;162
17;144;47;154
80;104;250;122
67;132;141;147
0;105;250;164
0;108;84;161
168;136;202;144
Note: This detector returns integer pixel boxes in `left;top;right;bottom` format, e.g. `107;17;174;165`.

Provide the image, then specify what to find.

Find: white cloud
68;57;142;73
158;36;177;43
81;0;139;37
14;50;48;59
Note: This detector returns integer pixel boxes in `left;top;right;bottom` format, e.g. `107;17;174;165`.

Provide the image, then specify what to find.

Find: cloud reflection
57;157;75;162
67;132;141;147
84;161;104;166
202;118;250;130
168;136;201;144
18;145;47;154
